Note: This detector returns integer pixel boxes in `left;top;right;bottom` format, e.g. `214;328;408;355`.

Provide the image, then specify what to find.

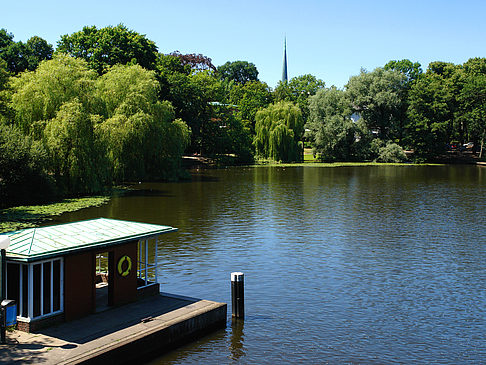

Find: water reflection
230;319;245;361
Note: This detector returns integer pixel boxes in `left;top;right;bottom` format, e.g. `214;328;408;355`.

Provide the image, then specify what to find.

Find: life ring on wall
117;255;132;277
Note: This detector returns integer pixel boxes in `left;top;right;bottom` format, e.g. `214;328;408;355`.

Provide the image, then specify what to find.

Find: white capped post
231;272;244;319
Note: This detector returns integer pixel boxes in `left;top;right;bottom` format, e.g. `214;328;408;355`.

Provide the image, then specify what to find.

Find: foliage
228;80;273;131
57;24;158;74
10;54;97;135
217;60;258;84
170;51;216;72
8;56;190;197
0;29;53;74
254;101;304;162
384;59;423;85
44;100;107;193
274;74;325;122
200;104;253;162
406;67;457;160
156;55;222;153
307;87;369;161
0;123;54;208
94;64;190;181
0;59;11;121
375;142;407;162
456;58;486;153
346;68;407;141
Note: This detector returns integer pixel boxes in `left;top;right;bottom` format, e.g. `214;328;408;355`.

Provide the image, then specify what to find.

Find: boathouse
0;218;177;332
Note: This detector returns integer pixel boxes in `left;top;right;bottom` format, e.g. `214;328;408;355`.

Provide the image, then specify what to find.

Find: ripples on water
56;166;486;364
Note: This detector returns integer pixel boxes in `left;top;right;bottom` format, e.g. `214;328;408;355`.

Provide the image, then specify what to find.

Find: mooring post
231;272;244;319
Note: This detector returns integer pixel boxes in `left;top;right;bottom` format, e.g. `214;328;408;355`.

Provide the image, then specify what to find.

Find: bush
376;142;407;163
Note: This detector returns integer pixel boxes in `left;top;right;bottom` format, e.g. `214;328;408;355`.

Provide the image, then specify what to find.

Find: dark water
54;165;486;364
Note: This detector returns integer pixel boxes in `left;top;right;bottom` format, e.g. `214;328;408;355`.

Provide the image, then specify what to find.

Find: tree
0;29;53;74
44;100;107;194
0;29;13;50
0;123;54;207
254;101;304;162
25;36;54;70
274;74;325;123
95;64;190;181
9;55;190;193
345;68;407;141
57;24;158;74
0;59;11;120
307;87;368;161
10;54;97;135
228;80;273;132
407;72;454;160
217;61;258;84
457;61;486;155
170;51;216;72
384;59;423;85
200;103;253;162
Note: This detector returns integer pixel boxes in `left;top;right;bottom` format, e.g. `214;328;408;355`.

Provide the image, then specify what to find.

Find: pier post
231;272;244;319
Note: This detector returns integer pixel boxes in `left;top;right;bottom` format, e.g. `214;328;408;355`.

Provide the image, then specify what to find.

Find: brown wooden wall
109;241;138;306
63;240;138;322
64;251;95;321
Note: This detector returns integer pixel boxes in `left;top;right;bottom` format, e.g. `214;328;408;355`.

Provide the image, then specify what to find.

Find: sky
2;0;485;89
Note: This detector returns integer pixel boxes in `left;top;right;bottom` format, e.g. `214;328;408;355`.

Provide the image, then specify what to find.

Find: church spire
282;37;288;83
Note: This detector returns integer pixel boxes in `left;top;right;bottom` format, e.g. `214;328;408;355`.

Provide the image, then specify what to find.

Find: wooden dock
0;293;227;364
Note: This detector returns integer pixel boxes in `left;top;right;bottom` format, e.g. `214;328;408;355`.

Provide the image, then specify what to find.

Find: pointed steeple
282;37;288;83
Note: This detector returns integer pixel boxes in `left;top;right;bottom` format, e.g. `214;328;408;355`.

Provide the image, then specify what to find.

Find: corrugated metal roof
0;218;177;262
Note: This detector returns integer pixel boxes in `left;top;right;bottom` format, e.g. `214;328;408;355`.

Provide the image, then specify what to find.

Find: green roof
0;218;177;262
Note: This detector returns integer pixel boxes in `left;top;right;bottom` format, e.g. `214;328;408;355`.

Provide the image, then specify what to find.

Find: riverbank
0;195;111;233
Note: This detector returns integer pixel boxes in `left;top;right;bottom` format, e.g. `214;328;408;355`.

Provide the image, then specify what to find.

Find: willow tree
10;54;97;136
9;55;103;194
9;56;190;195
94;64;190;181
254;101;304;162
44;100;107;193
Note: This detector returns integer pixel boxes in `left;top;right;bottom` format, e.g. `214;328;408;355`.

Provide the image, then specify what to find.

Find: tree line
1;24;485;208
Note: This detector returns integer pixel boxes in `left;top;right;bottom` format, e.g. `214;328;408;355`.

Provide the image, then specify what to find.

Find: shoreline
1;161;482;233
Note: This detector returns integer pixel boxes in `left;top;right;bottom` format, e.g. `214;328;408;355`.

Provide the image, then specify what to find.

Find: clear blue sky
3;0;485;88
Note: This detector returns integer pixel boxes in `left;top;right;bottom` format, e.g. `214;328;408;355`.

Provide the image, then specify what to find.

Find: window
6;258;64;320
137;237;159;289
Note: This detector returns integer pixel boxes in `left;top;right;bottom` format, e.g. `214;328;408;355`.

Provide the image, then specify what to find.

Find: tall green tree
156;54;223;153
57;24;158;74
217;60;259;84
44;100;107;194
307;87;368;161
228;80;273;132
10;54;97;135
384;59;423;85
0;29;53;74
407;72;455;160
274;74;325;123
457;58;486;154
95;64;190;181
254;101;304;162
346;68;407;141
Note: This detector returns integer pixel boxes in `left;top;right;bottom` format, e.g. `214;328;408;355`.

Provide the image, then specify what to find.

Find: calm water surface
54;165;486;364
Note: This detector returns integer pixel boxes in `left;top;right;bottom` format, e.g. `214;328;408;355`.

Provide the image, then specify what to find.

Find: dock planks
0;293;227;364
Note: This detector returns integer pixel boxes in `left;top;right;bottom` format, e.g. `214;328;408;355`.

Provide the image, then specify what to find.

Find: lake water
53;165;486;364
